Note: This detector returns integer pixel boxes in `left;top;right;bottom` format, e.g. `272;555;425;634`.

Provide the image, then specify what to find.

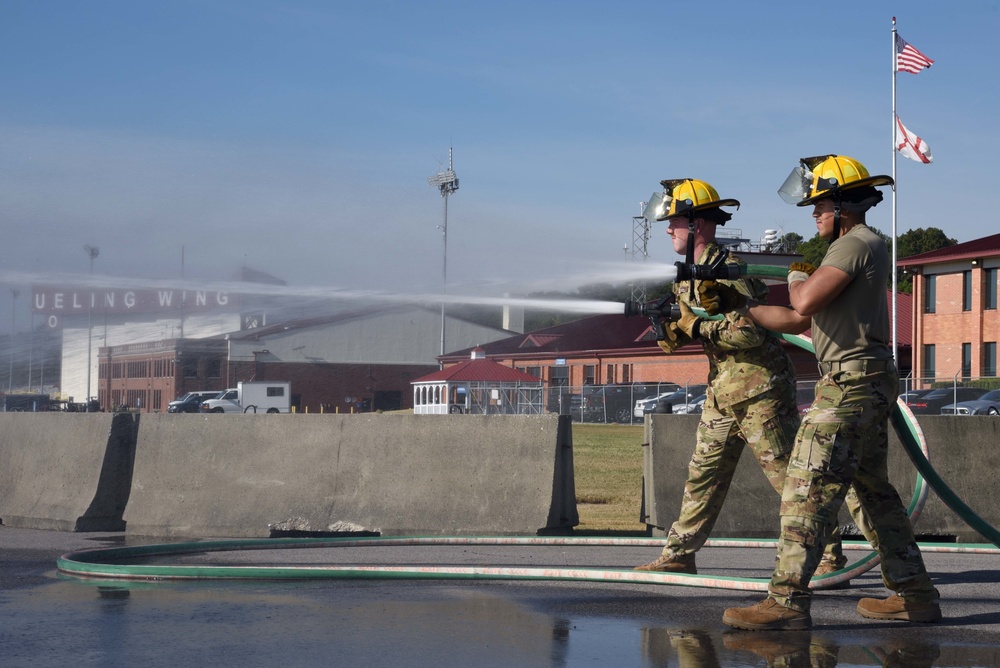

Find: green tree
778;232;803;254
897;227;957;258
796;234;828;268
895;227;957;293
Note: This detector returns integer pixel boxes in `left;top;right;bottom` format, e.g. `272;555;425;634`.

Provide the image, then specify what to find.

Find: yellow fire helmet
650;178;740;222
778;155;893;206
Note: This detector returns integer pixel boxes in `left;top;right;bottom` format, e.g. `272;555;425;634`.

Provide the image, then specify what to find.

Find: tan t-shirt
811;225;893;364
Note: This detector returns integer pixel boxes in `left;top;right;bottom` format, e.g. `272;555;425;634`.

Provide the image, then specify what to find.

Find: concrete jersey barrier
641;414;1000;543
123;413;578;538
0;413;137;531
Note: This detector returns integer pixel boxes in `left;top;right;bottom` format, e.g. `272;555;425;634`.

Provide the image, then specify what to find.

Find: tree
897;227;957;259
895;227;957;293
796;234;828;268
778;232;803;254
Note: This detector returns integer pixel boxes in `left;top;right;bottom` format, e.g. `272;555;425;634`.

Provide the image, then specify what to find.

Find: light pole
427;148;459;358
84;244;99;410
8;288;18;393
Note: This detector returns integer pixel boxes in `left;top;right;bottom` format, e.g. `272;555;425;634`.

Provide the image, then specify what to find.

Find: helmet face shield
778;165;812;205
643;191;669;222
779;154;894;207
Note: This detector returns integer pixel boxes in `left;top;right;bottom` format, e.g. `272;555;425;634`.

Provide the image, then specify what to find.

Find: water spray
621;259;796;335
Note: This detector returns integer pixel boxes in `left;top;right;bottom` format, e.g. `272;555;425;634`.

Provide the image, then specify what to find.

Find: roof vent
471;347;485;359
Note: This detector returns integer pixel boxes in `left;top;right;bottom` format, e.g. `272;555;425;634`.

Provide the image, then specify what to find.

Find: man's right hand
697;280;747;315
657;321;691;353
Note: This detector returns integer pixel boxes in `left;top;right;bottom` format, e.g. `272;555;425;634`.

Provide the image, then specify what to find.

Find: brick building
98;305;514;413
898;232;1000;385
438;282;913;421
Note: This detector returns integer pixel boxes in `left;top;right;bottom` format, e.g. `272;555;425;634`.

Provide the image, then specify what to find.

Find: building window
922;344;935;382
181;357;198;378
987;268;998;310
962;343;972;379
583;365;595;385
984;342;997;378
606;364;615;384
621;364;630;384
963;271;973;311
549;365;569;387
923;275;936;313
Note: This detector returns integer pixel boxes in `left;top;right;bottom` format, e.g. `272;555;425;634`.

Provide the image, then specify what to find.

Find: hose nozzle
623;296;679;340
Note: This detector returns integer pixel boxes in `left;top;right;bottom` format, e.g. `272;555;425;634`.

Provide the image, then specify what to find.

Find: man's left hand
675;301;701;339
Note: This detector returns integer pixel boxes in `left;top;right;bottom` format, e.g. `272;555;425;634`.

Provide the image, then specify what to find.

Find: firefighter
708;155;941;630
634;178;852;577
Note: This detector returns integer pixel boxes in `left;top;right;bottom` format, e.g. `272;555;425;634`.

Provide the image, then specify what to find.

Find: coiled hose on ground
56;265;1000;585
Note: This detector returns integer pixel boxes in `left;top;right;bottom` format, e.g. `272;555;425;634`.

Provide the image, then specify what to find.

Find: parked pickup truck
201;381;292;414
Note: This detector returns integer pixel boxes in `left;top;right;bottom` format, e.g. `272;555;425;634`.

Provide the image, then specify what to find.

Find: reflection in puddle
3;579;997;666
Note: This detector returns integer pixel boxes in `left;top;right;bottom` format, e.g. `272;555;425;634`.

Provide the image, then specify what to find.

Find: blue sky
1;0;997;332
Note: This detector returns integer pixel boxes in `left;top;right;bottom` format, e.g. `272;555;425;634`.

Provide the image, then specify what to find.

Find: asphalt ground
2;526;999;667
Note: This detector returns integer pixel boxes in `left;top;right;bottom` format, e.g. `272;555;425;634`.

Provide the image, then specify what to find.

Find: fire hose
57;263;999;586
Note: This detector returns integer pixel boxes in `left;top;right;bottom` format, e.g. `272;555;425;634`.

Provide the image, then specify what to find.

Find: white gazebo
412;348;543;415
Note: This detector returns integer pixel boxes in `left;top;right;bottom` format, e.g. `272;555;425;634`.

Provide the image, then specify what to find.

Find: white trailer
201;381;292;414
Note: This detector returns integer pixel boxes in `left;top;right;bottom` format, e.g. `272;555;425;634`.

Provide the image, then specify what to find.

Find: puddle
3;577;998;667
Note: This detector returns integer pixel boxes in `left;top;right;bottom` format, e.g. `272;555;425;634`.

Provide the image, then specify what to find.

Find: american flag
896;33;934;74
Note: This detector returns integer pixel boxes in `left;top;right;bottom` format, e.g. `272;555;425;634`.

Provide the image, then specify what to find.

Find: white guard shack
412;348;543;415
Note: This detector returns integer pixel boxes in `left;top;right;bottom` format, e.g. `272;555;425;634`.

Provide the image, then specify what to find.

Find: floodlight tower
84;244;99;409
427;148;459;357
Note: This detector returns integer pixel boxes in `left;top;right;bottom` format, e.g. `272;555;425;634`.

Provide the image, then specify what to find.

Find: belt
817;359;895;375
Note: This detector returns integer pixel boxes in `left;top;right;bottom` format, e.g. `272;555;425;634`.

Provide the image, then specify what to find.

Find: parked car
899;389;934;407
906;387;989;415
940;389;1000;415
574;383;678;423
167;391;222;414
634;386;707;418
672;393;707;415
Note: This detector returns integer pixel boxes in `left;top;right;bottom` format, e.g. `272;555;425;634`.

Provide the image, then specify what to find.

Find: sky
2;0;998;334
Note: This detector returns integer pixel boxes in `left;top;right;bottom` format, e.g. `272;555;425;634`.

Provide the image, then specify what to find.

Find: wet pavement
3;526;1000;667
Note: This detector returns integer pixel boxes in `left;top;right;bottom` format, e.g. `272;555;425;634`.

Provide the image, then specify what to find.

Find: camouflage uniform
657;243;847;566
768;225;938;612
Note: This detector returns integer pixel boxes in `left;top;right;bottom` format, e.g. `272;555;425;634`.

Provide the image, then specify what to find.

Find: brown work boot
723;598;812;631
633;552;696;574
813;559;850;590
856;594;942;623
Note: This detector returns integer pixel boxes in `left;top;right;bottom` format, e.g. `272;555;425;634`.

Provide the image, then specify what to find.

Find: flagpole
891;16;899;366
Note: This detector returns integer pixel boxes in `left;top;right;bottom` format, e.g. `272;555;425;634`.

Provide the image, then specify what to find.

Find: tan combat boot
856;594;942;623
633;552;696;574
722;598;812;631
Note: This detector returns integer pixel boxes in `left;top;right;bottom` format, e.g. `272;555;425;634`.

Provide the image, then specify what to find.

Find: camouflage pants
661;386;847;566
769;369;939;612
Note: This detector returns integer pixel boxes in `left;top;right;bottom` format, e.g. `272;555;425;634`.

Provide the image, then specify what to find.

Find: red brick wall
914;266;1000;382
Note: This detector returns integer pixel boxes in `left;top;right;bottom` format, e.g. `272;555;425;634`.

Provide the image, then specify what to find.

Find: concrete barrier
642;414;1000;544
0;413;137;531
123;413;578;538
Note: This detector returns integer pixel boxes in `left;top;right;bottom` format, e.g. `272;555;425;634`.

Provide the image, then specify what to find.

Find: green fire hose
55;264;999;585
